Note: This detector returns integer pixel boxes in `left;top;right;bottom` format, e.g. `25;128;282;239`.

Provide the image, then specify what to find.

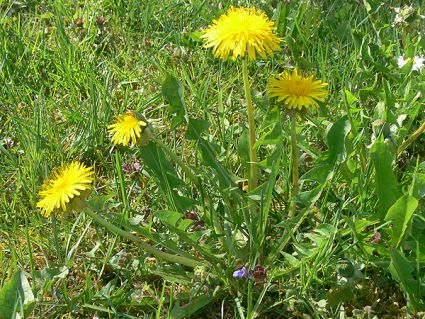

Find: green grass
1;0;425;318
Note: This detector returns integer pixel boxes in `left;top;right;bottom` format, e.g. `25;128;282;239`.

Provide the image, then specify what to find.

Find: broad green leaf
296;186;323;205
336;260;355;278
170;294;214;319
351;30;364;50
155;210;182;226
95;279;116;299
281;252;300;267
327;285;355;308
0;271;36;319
300;163;333;183
185;118;210;140
35;266;68;282
411;162;425;199
385;194;418;247
340;217;378;237
389;249;413;283
257;135;283;170
140;142;184;189
179;219;194;231
257;143;282;246
150;265;192;285
360;39;373;62
370;140;399;219
88;195;115;212
237;129;249;166
304;233;325;247
301;111;350;203
155;210;219;264
298;162;334;205
302;224;336;255
399;59;414;74
126;221;197;260
293;242;315;257
140;142;196;211
314;223;337;237
198;139;236;189
256;114;283;147
187;31;203;42
373;63;398;81
343;89;358;106
326;115;351;164
412;173;425;199
363;0;371;12
161;75;187;129
389;249;425;311
172;194;197;212
267;208;311;264
383;79;397;125
374;102;385;120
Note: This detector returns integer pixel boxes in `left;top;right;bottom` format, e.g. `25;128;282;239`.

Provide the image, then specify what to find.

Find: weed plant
0;0;424;318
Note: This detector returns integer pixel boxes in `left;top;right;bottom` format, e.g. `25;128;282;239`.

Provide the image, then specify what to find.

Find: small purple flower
233;266;253;279
233;266;248;278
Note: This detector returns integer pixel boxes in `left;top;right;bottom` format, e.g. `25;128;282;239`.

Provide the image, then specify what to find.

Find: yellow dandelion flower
267;69;328;111
201;6;281;61
37;162;94;217
107;111;148;146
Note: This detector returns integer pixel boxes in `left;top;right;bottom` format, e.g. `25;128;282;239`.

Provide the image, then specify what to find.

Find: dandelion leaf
0;271;36;319
326;115;351;164
370;139;399;219
161;74;187;129
170;294;214;319
384;194;418;247
389;249;425;311
185;118;210;140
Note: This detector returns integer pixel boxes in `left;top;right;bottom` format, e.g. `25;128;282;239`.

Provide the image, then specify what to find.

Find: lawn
1;0;424;318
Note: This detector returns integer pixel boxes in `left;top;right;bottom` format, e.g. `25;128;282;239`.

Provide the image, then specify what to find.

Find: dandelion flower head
267;69;328;111
201;7;281;61
37;162;94;217
108;111;148;146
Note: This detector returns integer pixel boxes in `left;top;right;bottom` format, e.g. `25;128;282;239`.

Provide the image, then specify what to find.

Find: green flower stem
153;136;199;185
288;115;299;218
242;57;258;191
82;201;202;268
397;122;425;156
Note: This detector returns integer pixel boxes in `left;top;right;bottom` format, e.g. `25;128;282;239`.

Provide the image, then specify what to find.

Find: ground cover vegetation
1;0;425;318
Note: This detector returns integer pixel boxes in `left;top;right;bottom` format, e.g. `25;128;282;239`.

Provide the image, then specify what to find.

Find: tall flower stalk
268;69;328;217
201;6;281;191
289;115;299;217
242;57;258;190
81;200;202;268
